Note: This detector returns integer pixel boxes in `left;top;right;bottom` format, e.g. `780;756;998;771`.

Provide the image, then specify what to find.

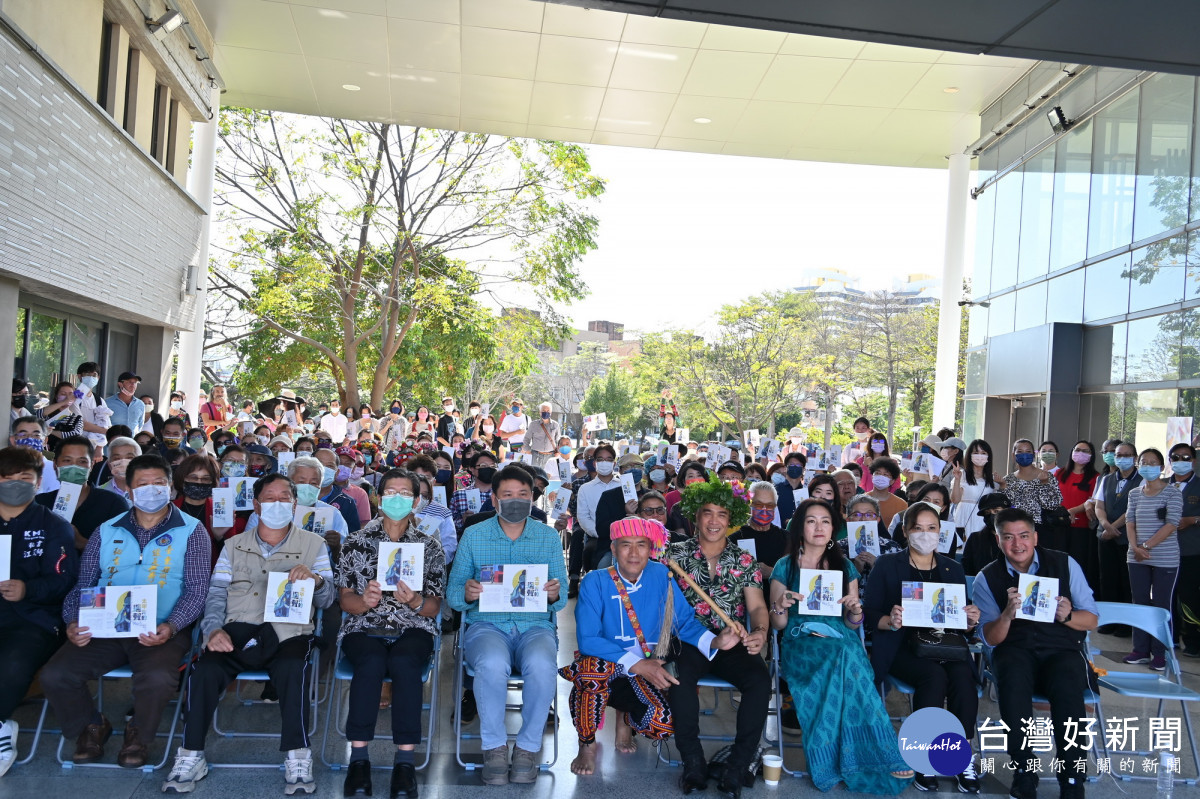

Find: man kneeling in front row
562;516;741;777
162;473;335;794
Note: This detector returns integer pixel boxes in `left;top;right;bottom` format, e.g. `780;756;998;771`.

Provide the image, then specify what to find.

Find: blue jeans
463;622;558;752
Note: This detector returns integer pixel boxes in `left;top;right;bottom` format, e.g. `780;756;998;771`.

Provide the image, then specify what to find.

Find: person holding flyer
447;465;566;787
973;508;1098;799
0;445;78;778
163;473;335;795
335;468;445;799
863;502;982;793
43;454;211;769
768;499;913;794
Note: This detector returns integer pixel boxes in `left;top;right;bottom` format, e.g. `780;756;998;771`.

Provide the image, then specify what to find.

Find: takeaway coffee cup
762;754;783;785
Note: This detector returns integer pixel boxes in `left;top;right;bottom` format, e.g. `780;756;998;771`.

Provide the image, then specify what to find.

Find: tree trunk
823;386;835;450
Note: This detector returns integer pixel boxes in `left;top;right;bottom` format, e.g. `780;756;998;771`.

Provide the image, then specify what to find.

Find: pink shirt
342;483;371;525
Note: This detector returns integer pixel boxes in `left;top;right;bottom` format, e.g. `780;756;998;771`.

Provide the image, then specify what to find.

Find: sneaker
1122;651;1151;665
1059;774;1085;799
510;747;539;784
1009;769;1038;799
162;748;209;793
914;773;939;792
284;748;315;795
957;760;981;794
0;720;17;778
1151;655;1167;672
481;745;509;786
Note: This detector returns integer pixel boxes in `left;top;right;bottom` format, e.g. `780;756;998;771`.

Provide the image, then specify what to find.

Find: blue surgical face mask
786;464;804;479
1115;456;1136;472
321;466;336;487
1013;452;1035;468
295;483;320;507
1172;461;1192;476
511;405;521;415
1138;465;1163;482
771;472;787;485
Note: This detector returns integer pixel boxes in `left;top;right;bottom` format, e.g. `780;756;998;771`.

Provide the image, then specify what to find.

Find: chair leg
16;699;50;766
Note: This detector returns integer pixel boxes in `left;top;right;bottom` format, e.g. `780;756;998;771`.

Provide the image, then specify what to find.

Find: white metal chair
453;623;558;771
767;631;807;779
318;613;441;771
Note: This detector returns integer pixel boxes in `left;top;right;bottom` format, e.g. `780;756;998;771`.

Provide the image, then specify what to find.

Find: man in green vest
42;454;211;769
162;473;335;795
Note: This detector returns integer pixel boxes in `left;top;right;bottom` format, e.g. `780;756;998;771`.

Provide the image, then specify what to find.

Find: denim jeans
463;622;558;752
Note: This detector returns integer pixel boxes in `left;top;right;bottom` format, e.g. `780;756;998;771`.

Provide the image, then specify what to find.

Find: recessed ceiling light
342;84;361;92
693;117;712;124
943;87;959;94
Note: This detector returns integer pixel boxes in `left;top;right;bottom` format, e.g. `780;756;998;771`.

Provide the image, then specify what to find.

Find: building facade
965;63;1200;460
0;0;214;426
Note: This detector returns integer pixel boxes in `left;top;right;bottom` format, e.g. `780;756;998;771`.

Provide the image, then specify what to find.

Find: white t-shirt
499;412;528;445
320;411;349;444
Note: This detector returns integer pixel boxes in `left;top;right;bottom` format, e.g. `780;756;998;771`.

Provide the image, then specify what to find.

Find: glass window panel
1015;281;1047;330
1049;121;1093;271
1125;312;1181;383
987;291;1015;338
961;398;983;445
1184;232;1200;302
967;303;988;347
1082;323;1125;386
13;307;26;380
1181;308;1200;380
66;319;104;377
1178;389;1200;436
1079;393;1116;445
1128;239;1187;313
1134;388;1178;453
1088;88;1140;258
105;330;136;397
991;170;1023;292
26;311;64;397
1133;73;1194;242
973;183;996;299
1017;149;1054;283
965;349;987;396
1083;252;1131;322
1046;269;1084;324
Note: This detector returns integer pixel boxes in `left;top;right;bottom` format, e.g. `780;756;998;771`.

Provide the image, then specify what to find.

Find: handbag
910;627;970;662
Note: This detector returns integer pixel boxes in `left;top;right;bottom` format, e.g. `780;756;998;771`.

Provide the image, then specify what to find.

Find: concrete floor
2;603;1198;798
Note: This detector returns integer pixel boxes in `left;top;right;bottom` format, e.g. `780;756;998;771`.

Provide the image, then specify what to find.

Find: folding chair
56;628;200;773
14;698;55;767
656;674;743;767
767;631;806;778
1092;601;1200;786
453;623;558;771
318;613;441;771
207;620;324;768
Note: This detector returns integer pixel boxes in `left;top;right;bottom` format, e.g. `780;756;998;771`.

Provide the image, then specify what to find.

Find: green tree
209;110;604;407
581;366;640;435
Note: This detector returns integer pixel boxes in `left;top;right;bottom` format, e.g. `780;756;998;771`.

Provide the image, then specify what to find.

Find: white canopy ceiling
192;0;1034;168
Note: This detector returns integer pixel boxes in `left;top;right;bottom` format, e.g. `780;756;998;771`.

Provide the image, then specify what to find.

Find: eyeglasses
848;512;879;521
750;502;776;510
640;506;667;516
381;490;416;498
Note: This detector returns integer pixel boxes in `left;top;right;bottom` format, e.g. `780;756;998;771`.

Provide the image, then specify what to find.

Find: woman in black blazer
863;502;983;794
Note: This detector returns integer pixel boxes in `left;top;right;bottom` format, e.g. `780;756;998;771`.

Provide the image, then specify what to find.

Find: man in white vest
163;473;335;795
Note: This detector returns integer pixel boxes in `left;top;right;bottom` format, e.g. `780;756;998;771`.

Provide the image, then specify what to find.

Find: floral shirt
335;516;446;642
664;538;762;633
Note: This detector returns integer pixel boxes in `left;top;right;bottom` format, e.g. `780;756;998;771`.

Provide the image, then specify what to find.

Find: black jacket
862;549;967;684
0;502;79;635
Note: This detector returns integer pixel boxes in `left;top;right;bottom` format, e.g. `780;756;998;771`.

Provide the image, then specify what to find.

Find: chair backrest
1095;602;1172;650
964;574;974;603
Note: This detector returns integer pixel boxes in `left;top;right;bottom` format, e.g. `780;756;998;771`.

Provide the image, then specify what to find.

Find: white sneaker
162;748;209;793
284;748;315;795
0;720;17;777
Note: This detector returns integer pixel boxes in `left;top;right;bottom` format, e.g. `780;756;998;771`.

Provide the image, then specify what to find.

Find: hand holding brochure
1017;573;1059;623
847;521;880;557
479;564;548;613
901;581;968;630
78;585;156;638
264;572;314;623
792;569;843;616
377;542;424;592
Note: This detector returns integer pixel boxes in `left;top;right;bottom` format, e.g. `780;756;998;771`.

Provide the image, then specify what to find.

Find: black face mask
533;486;544;501
182;481;214;500
11;394;25;409
476;466;496;485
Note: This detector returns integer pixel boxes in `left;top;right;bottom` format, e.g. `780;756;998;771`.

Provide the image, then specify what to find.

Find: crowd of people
1;366;1182;799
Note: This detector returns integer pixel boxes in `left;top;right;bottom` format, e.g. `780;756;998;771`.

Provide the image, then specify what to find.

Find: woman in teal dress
769;498;913;795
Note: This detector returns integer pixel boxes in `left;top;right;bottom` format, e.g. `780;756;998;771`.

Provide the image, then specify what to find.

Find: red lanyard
608;567;652;658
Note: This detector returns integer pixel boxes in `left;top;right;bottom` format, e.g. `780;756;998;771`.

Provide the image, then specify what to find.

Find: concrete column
136;326;175;410
0;277;21;442
932;150;971;432
177;87;219;423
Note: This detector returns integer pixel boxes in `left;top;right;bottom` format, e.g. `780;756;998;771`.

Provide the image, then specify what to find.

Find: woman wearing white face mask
862;502;983;793
950;439;999;544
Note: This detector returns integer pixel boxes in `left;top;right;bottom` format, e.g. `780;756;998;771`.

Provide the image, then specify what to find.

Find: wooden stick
666;559;744;634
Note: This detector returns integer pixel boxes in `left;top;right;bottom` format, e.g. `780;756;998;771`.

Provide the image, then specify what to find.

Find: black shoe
390;762;417;799
459;690;477;724
780;707;801;737
260;680;279;702
568;577;580;599
679;757;708;794
1010;769;1038;799
1183;645;1200;659
1059;775;1084;799
914;774;939;792
344;759;372;797
715;770;741;799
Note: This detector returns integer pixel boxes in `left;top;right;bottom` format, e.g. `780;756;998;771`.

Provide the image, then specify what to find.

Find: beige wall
4;0;103;93
128;48;156;150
